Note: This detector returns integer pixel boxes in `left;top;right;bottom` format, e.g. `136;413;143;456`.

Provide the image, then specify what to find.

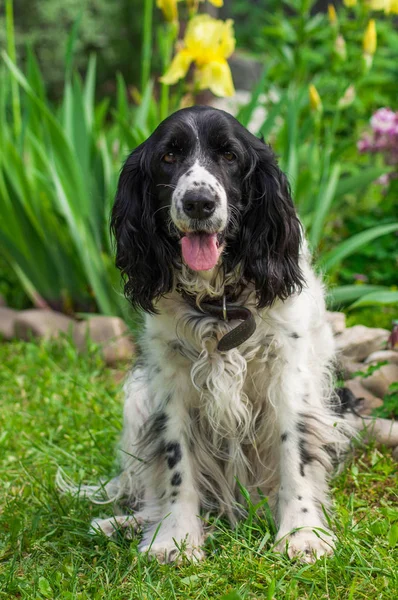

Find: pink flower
353;273;368;282
370;107;398;134
358;107;398;186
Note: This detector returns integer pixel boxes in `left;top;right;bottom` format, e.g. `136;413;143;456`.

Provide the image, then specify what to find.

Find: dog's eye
223;151;236;162
162;152;177;164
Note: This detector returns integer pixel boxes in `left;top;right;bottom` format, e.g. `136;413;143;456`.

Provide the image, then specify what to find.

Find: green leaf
309;163;341;249
319;223;398;271
258;91;287;139
327;285;388;307
388;523;398;547
236;65;268;128
349;291;398;309
38;576;53;598
64;11;83;80
335;167;392;198
84;53;97;128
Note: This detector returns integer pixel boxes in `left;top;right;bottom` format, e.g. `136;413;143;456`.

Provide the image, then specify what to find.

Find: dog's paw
139;539;205;564
90;515;144;539
274;528;335;563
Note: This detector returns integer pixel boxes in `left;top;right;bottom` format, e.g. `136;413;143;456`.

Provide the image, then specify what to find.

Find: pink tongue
181;233;219;271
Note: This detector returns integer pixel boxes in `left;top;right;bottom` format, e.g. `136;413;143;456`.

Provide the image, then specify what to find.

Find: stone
0;307;18;340
392;446;398;461
338;359;364;380
336;325;389;362
361;364;398;399
344;378;383;415
326;311;346;336
365;350;398;366
14;309;75;340
359;418;398;448
73;316;135;366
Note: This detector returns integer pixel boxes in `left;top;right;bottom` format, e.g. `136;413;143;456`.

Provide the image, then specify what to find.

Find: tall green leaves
0;50;126;315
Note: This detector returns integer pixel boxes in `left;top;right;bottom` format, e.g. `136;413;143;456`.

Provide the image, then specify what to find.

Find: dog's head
111;106;303;312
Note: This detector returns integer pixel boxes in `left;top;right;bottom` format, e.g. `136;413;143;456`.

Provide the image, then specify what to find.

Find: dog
60;105;353;563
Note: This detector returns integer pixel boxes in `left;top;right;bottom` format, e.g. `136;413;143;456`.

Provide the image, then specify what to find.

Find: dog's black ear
110;143;177;313
229;140;304;308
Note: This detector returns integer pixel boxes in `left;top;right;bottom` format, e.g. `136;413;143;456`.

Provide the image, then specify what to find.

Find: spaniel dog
61;106;352;563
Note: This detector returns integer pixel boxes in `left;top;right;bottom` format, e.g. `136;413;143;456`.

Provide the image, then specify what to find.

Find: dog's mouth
180;231;224;271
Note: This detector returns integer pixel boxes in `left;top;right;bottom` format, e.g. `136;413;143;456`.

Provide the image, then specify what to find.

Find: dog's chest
146;308;277;405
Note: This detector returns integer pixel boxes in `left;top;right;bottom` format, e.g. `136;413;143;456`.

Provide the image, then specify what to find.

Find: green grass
0;338;397;599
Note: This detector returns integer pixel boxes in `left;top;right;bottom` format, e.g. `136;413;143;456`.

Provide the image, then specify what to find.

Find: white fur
68;244;351;564
170;160;228;233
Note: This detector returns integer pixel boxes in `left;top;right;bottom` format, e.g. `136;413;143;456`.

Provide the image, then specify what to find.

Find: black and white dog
63;106;352;563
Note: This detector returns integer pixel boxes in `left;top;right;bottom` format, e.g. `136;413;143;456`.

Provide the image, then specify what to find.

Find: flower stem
141;0;154;93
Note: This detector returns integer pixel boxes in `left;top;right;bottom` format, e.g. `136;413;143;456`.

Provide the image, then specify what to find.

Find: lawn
1;338;397;599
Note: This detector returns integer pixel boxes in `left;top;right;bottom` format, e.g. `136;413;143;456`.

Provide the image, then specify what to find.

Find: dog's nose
182;192;216;220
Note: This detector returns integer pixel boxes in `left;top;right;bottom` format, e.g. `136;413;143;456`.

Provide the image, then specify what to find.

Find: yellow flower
309;84;322;112
368;0;398;13
160;14;236;97
343;0;357;6
186;0;224;11
157;0;179;23
328;4;338;25
363;19;377;55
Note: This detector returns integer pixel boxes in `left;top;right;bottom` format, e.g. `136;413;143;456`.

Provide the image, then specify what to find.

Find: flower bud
309;84;323;113
338;85;355;108
335;35;347;60
328;4;338;25
363;19;377;56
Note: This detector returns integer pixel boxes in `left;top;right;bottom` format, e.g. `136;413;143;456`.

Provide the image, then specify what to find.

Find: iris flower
368;0;398;14
157;0;224;23
160;14;236;97
156;0;179;23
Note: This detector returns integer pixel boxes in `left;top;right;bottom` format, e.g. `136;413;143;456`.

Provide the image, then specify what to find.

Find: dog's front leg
272;365;336;562
139;386;204;563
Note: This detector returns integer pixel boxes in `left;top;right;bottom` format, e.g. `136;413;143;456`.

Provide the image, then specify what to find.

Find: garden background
0;0;397;598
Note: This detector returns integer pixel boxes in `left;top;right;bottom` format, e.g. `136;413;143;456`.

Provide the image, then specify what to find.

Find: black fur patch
165;442;182;469
171;472;182;486
152;412;168;434
281;432;288;442
299;438;313;477
297;421;308;434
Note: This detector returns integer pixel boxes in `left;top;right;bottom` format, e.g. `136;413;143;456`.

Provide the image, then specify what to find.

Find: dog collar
178;288;257;352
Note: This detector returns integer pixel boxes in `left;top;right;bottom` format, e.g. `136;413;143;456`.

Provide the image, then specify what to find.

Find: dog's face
111;106;303;312
149;108;251;272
